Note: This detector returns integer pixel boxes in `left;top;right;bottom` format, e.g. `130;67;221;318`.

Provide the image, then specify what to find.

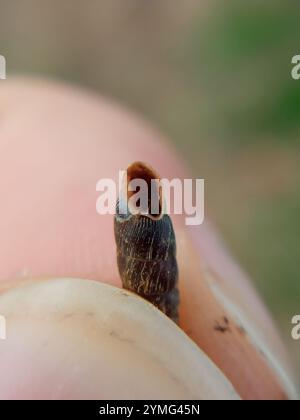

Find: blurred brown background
0;0;299;385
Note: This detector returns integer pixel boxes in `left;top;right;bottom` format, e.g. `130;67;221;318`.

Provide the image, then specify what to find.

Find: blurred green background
0;0;299;386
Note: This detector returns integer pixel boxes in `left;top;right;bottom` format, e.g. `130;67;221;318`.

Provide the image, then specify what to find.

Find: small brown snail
114;162;179;323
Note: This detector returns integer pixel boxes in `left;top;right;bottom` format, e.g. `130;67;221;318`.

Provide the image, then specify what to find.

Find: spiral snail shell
114;162;179;323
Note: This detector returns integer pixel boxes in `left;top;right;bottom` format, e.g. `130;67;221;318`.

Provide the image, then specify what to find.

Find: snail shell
114;162;179;322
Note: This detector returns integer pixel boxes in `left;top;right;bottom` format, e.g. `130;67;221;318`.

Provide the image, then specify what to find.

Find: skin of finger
187;222;291;376
0;278;241;400
177;229;293;400
0;77;293;398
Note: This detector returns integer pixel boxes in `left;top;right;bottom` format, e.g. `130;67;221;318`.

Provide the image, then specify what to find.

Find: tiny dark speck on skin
61;312;94;321
61;313;74;321
214;320;231;333
109;330;134;344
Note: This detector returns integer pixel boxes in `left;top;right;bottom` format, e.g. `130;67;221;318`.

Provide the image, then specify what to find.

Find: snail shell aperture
114;162;179;322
